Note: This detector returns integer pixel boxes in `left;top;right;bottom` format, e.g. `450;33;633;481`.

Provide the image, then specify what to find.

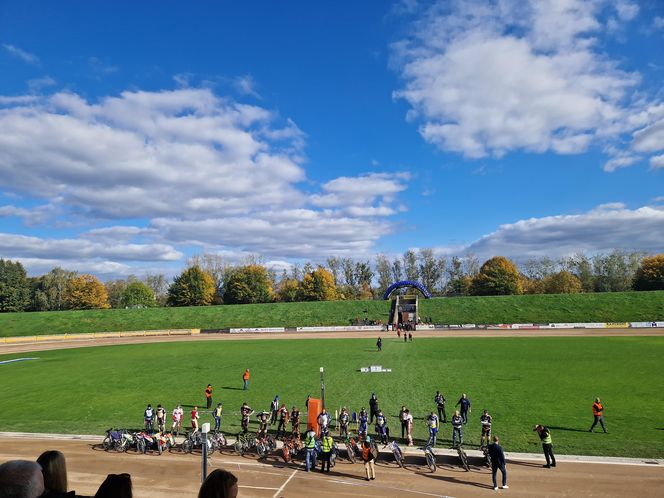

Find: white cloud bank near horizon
393;0;664;171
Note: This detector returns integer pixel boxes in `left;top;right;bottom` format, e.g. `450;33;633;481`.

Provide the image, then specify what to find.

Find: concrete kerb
1;431;661;467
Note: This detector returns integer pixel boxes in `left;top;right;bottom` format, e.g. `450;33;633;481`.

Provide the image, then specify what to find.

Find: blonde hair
37;450;67;493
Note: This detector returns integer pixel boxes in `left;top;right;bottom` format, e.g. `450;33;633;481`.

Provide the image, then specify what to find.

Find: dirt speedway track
2;327;664;355
1;437;662;498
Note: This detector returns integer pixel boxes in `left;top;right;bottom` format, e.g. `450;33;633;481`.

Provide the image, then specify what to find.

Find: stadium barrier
296;325;384;332
0;329;196;344
228;327;285;334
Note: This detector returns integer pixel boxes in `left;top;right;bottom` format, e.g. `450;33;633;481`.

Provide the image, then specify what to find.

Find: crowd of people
0;451;239;498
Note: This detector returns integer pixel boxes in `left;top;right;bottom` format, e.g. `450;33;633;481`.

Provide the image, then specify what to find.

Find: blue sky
0;0;663;278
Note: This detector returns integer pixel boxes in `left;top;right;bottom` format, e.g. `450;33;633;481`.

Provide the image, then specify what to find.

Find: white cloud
0;233;182;262
0;204;57;226
27;76;56;93
444;204;664;259
649;154;664;169
234;75;261;99
654;17;664;30
2;43;39;64
632;120;664;153
392;0;659;168
0;87;411;270
603;154;640;172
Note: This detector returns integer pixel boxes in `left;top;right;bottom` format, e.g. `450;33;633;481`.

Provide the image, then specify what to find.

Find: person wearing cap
361;435;376;481
534;425;556;468
488;435;508;490
589;398;607;433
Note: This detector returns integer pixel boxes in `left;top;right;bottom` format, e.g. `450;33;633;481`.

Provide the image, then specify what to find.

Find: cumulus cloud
2;43;39;64
650;154;664;169
443;204;664;259
392;0;661;168
0;87;412;274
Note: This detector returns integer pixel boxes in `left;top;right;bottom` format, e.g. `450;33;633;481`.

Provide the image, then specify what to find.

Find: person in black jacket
369;393;379;424
487;436;508;490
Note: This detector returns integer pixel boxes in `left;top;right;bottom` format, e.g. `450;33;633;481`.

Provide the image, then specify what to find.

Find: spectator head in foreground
94;473;132;498
36;450;67;494
0;460;44;498
198;469;239;498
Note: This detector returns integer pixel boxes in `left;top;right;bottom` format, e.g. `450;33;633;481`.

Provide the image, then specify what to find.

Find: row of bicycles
101;427;482;473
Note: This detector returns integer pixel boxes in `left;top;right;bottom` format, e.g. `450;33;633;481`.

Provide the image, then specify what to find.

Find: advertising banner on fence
630;321;664;328
229;327;285;334
296;325;383;332
605;322;630;329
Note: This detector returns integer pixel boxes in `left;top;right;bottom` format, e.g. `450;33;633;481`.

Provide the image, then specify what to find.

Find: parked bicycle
480;443;492;467
281;435;303;463
388;440;404;468
456;443;470;471
182;431;214;454
233;432;255;456
256;434;277;459
421;434;437;472
343;434;360;463
209;431;227;452
102;428;126;452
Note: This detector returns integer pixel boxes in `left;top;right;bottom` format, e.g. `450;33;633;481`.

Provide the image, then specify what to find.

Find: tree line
0;250;662;312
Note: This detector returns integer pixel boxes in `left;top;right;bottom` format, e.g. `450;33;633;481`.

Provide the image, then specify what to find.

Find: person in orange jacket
242;369;250;390
589;398;607;433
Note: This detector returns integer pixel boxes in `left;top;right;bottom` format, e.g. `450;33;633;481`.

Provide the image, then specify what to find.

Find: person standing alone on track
589;398;607;433
205;384;213;409
534;425;556;468
488;435;508;490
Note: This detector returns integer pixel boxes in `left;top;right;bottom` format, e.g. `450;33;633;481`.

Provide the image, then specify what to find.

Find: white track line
273;469;297;498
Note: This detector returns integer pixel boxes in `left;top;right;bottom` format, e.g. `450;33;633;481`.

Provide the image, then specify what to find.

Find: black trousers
206;398;212;409
492;463;507;488
543;443;556;466
401;421;407;438
437;406;447;422
321;451;331;471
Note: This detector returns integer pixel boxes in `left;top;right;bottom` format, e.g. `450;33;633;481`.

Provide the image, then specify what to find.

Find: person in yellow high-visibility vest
320;433;334;472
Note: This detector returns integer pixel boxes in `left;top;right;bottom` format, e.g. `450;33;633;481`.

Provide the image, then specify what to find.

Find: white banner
229;327;285;334
296;325;383;332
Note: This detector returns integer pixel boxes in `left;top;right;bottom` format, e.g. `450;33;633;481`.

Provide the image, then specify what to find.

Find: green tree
299;267;337;301
470;256;523;296
122;281;157;308
419;248;445;295
0;259;31;312
105;279;129;309
542;271;582;294
29;267;78;311
563;253;594;292
64;274;110;310
167;266;216;307
633;254;664;291
276;277;300;302
374;254;393;298
223;264;273;304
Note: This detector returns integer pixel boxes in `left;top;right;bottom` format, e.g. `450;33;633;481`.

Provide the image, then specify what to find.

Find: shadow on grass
219;386;244;391
546;425;588;433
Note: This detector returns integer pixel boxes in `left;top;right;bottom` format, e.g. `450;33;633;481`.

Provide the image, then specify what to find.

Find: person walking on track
589;398;607;433
534;425;556;468
205;384;213;410
488;436;508;490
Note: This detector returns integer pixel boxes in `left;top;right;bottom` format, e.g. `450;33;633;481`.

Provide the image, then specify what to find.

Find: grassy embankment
0;291;662;337
0;336;662;458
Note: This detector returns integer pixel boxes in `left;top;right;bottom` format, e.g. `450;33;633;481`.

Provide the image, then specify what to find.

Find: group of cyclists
140;389;493;451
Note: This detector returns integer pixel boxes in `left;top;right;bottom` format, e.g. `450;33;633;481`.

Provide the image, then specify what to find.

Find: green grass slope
0;291;662;337
1;336;662;458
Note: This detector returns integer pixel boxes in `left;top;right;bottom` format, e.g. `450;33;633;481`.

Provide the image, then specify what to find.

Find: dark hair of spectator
37;450;68;493
198;469;239;498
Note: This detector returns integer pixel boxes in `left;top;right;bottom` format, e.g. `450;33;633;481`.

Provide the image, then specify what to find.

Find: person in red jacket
205;384;213;409
589;398;607;433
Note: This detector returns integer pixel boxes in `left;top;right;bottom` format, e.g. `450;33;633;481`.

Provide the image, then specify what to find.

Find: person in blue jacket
488;435;508;490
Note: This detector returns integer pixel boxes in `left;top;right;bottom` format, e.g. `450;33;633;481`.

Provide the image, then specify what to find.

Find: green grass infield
1;290;663;337
1;335;662;458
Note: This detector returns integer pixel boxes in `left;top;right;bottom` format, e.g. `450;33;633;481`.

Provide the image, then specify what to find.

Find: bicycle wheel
102;436;112;451
282;446;291;463
257;442;267;458
425;450;436;472
158;441;163;455
182;439;193;454
137;439;146;454
345;443;356;463
459;448;470;471
394;447;404;468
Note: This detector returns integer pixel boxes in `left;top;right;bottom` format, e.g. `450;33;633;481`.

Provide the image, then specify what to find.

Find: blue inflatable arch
382;280;432;300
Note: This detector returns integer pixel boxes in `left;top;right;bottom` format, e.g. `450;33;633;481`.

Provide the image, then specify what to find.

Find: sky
0;0;663;279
